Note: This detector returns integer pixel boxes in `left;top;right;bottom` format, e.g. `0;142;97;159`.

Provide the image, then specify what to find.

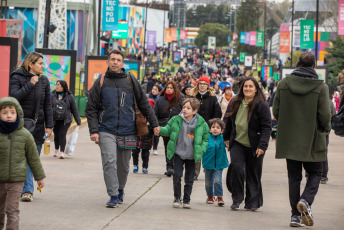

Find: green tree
194;23;230;48
186;5;231;27
325;36;344;85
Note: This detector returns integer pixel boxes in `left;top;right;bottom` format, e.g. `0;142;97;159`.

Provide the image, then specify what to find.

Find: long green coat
272;75;331;162
159;114;209;162
0;97;46;183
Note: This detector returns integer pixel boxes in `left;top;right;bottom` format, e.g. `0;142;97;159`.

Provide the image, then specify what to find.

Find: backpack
53;99;67;120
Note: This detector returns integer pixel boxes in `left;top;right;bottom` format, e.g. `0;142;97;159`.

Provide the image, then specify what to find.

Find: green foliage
325;36;344;85
284;50;302;67
194;23;230;48
186;5;231;27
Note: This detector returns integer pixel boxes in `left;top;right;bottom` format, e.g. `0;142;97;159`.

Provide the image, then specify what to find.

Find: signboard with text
300;19;314;49
102;0;119;31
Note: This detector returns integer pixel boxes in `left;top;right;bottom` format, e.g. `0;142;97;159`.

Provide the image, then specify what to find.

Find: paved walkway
19;125;344;230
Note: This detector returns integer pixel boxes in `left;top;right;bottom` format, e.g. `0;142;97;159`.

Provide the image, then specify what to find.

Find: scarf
225;94;232;101
291;67;319;79
0;118;20;134
105;68;126;79
165;92;174;101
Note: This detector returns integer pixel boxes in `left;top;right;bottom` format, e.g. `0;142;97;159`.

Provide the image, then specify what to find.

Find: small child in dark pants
158;98;209;209
132;99;154;174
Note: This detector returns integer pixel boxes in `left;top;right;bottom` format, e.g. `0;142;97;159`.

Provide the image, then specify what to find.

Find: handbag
331;107;344;137
127;74;149;136
24;78;42;133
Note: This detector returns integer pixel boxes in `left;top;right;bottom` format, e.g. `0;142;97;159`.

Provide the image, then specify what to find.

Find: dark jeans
286;159;322;216
173;154;195;203
322;135;329;178
163;137;173;171
132;148;150;168
153;135;160;150
230;141;264;209
53;120;71;152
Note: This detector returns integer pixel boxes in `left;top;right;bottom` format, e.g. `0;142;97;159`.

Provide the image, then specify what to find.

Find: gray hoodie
175;112;198;160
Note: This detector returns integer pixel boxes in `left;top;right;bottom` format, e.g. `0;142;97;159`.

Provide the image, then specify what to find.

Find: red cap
198;76;210;85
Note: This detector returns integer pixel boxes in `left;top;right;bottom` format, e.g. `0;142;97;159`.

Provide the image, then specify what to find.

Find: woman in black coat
223;77;271;211
9;51;54;202
51;80;81;159
154;80;183;176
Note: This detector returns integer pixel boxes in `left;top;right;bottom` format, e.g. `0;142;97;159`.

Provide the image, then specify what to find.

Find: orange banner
171;28;177;41
165;28;171;43
279;31;290;54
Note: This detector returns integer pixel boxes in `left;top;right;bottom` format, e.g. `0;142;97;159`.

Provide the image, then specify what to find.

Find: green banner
256;31;264;47
177;28;180;40
300;19;314;49
240;53;246;62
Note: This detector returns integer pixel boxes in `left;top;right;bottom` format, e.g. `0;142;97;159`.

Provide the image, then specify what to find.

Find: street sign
208;36;216;49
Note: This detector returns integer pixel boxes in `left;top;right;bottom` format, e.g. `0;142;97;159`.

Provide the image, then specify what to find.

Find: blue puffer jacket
202;134;229;170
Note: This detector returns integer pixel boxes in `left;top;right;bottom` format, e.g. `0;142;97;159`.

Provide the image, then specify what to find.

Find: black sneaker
290;215;305;227
230;203;240;210
297;199;314;226
166;168;174;177
172;197;181;208
320;177;328;184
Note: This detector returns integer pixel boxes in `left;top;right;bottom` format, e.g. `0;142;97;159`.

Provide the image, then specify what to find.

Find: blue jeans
21;144;42;196
204;169;223;197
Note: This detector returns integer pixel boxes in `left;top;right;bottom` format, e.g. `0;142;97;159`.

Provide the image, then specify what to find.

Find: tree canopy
186;5;231;28
326;36;344;85
194;23;230;48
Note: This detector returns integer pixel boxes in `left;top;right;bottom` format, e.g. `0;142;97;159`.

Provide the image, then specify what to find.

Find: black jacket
223;100;272;154
194;92;222;123
154;93;183;125
50;91;81;125
340;93;344;110
10;67;54;145
85;68;158;135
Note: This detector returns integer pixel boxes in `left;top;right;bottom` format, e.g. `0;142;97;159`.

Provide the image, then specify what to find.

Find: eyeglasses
199;83;208;86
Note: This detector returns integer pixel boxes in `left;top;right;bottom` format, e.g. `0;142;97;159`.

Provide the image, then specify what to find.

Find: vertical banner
165;28;171;43
177;28;180;40
228;35;230;43
279;31;290;53
146;31;156;51
250;31;257;46
339;0;344;35
102;0;119;31
240;32;246;43
171;28;177;41
261;65;273;82
208;36;216;49
256;31;264;47
240;52;246;62
180;30;187;39
245;32;250;44
300;19;314;49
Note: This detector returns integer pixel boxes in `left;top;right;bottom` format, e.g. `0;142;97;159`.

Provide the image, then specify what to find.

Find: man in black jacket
85;50;159;208
147;72;157;93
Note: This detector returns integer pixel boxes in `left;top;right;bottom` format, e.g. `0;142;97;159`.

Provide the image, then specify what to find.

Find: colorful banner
240;32;245;43
245;32;250;44
339;0;344;35
300;19;314;49
171;28;177;41
261;65;273;82
228;35;230;43
279;31;290;53
165;28;171;43
256;31;264;47
180;29;187;39
240;52;246;62
0;45;10;97
280;25;290;31
146;30;156;51
250;31;256;46
177;28;180;40
102;0;119;31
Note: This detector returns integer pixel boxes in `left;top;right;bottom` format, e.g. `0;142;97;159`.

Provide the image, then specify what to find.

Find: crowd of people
1;48;343;230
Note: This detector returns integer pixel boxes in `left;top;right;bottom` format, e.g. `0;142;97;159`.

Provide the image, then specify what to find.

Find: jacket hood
285;75;324;95
0;97;24;130
10;67;35;79
179;112;198;126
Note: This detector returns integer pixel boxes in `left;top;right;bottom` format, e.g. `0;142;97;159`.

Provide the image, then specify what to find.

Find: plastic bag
65;126;79;156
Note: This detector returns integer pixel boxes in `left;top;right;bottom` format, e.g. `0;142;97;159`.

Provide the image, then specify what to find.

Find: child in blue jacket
202;118;229;206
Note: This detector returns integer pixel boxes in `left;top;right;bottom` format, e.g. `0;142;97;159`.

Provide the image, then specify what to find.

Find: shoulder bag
24;78;42;133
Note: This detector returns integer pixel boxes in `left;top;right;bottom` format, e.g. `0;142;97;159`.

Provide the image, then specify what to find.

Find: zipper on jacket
8;134;12;181
120;92;126;107
99;106;106;123
214;136;217;169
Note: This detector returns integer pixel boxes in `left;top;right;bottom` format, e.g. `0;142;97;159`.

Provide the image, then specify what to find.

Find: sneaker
133;165;138;173
206;196;215;204
193;175;198;181
106;196;119;208
172;197;181;208
290;215;305;227
230;202;241;210
60;152;65;159
21;193;33;202
53;149;59;157
320;177;328;184
142;168;148;174
118;189;124;204
153;150;158;155
217;196;225;207
297;199;314;226
183;202;191;209
166;168;174;177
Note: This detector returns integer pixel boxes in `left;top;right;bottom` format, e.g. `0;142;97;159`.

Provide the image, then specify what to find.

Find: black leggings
53;120;71;152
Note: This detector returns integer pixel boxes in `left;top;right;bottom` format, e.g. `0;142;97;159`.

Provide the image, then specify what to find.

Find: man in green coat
273;52;331;227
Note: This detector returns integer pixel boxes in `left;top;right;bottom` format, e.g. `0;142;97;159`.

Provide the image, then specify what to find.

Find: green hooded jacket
0;97;46;183
272;75;331;162
159;114;210;162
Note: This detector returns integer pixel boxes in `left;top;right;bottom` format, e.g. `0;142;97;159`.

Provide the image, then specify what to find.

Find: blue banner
102;0;119;31
240;32;245;43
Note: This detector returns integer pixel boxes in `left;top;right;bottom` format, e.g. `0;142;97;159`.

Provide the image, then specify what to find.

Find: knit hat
198;76;210;85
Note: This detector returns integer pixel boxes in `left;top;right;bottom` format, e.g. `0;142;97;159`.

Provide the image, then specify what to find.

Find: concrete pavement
18;125;344;230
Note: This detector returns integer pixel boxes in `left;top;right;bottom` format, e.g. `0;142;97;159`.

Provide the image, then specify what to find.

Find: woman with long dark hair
51;80;81;159
154;80;183;176
223;77;271;211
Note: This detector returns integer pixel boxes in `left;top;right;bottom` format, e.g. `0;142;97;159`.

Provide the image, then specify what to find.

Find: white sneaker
60;152;65;159
53;149;59;157
153;150;158;155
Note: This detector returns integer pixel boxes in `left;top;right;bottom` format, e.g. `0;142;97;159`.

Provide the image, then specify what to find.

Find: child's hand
225;141;229;148
37;179;45;188
154;127;160;136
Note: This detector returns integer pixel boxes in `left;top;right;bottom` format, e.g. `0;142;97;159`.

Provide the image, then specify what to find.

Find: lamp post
290;0;294;66
315;0;319;66
43;0;52;48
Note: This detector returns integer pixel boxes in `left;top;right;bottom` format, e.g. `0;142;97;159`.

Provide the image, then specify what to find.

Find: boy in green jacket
157;98;209;209
0;97;45;230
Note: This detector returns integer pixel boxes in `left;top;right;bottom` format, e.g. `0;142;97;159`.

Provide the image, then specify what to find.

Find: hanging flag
228;35;230;43
146;31;156;51
261;66;273;82
180;30;187;39
177;28;180;40
240;32;245;43
171;28;177;41
339;0;344;35
102;0;119;31
300;19;314;49
256;31;264;47
279;31;290;53
245;32;250;44
250;31;257;46
165;28;172;43
240;52;246;62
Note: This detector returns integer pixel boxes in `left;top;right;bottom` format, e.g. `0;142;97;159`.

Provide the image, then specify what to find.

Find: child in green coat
158;98;209;209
